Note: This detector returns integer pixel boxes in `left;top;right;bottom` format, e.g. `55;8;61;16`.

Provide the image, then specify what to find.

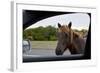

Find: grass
30;41;57;49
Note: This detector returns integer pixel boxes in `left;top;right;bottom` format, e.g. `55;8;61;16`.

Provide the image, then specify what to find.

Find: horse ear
58;23;61;28
68;22;72;28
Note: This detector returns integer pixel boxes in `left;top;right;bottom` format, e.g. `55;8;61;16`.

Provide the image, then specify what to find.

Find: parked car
23;40;31;54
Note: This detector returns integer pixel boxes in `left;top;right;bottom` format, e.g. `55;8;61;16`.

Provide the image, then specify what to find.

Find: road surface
23;48;71;57
23;48;83;62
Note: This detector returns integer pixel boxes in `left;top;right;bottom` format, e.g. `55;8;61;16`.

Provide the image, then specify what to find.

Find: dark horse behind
55;22;86;55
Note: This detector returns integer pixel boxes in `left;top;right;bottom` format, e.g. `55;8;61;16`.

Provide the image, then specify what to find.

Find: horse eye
65;33;68;37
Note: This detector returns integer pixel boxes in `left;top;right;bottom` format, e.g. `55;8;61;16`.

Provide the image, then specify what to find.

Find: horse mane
73;31;81;38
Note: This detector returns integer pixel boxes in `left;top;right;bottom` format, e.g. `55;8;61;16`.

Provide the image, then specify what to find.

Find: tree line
23;26;57;41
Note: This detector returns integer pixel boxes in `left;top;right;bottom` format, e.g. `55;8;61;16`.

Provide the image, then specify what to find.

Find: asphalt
23;48;71;56
23;49;84;62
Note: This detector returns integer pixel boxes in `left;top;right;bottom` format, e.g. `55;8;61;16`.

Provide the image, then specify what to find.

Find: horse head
55;22;82;55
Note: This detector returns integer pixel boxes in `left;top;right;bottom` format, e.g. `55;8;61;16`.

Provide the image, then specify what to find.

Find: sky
26;13;90;30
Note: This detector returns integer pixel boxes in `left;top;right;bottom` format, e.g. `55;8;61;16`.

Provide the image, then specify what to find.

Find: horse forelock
58;25;70;33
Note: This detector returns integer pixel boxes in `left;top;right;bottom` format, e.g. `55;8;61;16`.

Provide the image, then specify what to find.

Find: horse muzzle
55;48;63;55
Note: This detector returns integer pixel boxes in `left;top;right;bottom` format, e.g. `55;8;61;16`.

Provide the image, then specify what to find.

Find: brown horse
55;22;86;55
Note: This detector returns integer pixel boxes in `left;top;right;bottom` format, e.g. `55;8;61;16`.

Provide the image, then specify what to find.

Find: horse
55;22;86;55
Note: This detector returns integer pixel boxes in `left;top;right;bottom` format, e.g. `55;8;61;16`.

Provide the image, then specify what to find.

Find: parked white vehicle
23;40;32;54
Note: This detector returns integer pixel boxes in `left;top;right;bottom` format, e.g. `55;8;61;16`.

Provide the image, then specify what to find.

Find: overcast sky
27;13;90;30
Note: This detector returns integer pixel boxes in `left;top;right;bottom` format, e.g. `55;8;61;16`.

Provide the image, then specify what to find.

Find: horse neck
66;30;73;48
67;30;80;49
69;29;73;44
